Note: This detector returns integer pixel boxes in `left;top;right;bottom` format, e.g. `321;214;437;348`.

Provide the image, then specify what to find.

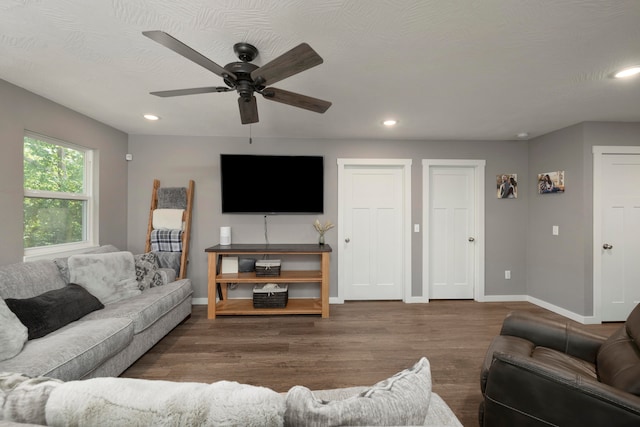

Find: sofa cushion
82;279;192;334
284;357;432;427
53;244;120;284
597;325;640;396
45;378;284;427
68;251;141;305
0;297;28;361
0;372;62;425
0;318;133;381
5;284;104;340
0;260;66;299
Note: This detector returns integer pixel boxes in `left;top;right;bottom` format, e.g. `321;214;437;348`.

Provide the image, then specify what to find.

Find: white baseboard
405;296;429;303
481;294;596;324
193;295;597;324
526;296;597;324
481;294;528;302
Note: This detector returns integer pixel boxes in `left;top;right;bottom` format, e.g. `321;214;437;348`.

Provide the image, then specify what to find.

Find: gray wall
0;79;129;265
127;135;529;301
527;121;640;316
5;77;639;317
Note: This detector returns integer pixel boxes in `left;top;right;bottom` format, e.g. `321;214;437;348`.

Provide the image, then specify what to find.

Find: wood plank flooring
122;301;622;426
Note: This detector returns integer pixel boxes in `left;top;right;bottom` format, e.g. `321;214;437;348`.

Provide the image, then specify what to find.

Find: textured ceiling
1;0;639;141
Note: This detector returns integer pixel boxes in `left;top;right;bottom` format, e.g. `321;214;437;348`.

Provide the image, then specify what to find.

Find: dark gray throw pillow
5;284;104;340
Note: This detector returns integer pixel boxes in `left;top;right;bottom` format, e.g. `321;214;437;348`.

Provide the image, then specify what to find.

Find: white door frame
422;159;485;302
592;145;640;323
336;158;412;304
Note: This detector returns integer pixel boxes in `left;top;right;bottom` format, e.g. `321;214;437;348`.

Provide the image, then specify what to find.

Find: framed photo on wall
537;171;565;194
496;173;518;198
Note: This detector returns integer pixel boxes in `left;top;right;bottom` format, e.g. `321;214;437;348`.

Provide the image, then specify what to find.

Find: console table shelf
205;244;331;319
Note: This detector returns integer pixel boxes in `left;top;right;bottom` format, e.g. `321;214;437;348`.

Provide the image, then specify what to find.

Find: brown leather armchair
479;305;640;426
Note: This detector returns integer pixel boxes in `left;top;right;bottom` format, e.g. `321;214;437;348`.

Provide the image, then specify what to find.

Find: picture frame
537;171;565;194
496;173;518;199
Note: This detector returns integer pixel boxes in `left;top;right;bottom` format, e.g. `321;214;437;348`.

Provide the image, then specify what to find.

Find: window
23;132;96;256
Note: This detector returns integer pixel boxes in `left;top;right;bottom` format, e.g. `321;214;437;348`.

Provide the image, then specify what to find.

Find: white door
340;164;406;300
425;164;480;299
422;160;485;301
599;152;640;321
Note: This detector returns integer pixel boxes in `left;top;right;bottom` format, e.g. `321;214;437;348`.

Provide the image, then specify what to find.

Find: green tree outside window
23;136;87;248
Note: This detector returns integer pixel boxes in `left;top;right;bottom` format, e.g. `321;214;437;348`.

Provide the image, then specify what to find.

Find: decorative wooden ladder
145;179;195;279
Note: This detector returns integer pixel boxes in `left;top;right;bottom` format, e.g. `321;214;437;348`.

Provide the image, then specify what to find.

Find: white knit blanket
45;378;285;427
152;208;184;230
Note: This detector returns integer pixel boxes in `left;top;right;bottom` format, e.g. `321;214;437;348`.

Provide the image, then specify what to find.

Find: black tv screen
220;154;324;214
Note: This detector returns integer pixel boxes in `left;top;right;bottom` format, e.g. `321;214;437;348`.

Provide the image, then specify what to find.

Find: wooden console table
205;244;332;319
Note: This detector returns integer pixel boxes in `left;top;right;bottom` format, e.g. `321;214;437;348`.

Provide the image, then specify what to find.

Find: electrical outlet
505;270;511;280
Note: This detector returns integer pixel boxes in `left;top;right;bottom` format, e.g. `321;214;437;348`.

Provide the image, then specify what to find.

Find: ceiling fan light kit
142;31;332;124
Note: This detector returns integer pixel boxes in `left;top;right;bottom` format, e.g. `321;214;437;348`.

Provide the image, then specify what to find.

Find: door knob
603;243;613;250
468;237;475;242
345;238;350;243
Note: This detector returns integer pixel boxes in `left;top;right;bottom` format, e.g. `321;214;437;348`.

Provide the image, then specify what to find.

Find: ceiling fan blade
150;87;231;97
262;87;331;113
238;96;259;124
251;43;323;86
142;31;236;80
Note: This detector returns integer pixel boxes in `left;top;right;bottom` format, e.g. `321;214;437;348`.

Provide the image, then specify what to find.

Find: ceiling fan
142;31;332;124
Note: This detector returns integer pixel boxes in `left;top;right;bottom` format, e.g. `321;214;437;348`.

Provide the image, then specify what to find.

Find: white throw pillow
68;251;141;305
45;378;284;427
0;297;28;361
284;357;432;426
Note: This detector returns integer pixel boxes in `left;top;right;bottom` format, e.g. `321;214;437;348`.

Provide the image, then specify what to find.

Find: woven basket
255;259;281;277
253;284;288;308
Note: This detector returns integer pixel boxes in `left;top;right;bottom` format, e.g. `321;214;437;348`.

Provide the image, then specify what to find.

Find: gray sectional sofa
0;245;192;381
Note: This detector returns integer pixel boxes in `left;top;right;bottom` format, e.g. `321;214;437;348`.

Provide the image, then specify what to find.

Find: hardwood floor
122;301;621;426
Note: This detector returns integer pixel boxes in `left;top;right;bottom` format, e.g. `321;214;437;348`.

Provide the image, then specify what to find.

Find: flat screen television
220;154;324;214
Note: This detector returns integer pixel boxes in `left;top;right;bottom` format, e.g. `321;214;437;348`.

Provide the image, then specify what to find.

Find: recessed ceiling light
516;132;529;139
144;114;160;121
383;119;397;127
613;66;640;79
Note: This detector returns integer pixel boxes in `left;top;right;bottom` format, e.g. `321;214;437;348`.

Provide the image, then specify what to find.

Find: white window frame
23;131;99;260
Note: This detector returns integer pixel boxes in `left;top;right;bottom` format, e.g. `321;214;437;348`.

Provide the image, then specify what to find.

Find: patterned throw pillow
134;252;158;291
150;271;167;287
